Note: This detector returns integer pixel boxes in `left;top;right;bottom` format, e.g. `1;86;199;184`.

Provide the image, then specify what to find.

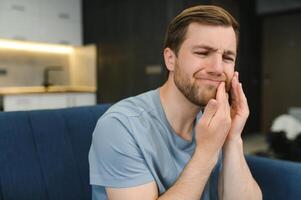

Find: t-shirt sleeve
89;114;154;188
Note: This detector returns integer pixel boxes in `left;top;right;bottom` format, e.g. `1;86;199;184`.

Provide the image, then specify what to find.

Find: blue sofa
0;104;301;200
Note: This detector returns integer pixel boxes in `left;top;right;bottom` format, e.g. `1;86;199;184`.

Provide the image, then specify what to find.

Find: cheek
224;64;235;79
224;68;235;91
177;59;197;75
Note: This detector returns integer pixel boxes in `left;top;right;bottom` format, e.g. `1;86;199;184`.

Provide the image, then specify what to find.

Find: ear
163;48;177;72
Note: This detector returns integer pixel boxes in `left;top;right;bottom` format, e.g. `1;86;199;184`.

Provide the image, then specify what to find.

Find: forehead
182;22;237;53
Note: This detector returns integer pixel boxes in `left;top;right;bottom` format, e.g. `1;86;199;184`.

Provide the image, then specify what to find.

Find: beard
173;62;228;107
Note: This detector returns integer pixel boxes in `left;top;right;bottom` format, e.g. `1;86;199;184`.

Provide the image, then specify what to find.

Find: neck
159;78;201;141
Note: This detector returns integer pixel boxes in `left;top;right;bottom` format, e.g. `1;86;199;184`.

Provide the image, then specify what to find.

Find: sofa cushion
0;104;110;200
0;112;48;200
247;155;301;200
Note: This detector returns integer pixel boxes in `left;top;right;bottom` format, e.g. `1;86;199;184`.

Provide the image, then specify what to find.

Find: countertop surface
0;86;96;95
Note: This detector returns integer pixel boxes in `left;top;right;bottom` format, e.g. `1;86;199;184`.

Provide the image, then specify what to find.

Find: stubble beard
173;63;217;107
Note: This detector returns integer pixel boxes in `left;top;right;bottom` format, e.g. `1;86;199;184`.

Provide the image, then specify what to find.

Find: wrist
226;135;243;144
194;147;219;167
223;136;243;152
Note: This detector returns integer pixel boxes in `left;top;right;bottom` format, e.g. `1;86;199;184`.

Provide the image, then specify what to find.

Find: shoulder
102;89;158;120
92;89;159;136
91;89;164;151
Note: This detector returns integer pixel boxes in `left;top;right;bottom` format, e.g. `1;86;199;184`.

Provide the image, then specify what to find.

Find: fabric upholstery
0;104;110;200
1;104;301;200
246;155;301;200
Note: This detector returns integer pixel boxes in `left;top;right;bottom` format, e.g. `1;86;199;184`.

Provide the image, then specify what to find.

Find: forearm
158;149;219;200
220;137;262;200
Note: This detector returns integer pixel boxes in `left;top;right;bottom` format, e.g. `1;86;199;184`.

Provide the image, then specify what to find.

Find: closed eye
223;55;235;62
194;51;209;56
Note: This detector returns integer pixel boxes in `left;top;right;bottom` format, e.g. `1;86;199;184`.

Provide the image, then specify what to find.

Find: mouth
196;78;223;87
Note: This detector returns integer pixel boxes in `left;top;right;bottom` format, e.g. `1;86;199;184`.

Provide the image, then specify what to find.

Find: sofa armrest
246;155;301;200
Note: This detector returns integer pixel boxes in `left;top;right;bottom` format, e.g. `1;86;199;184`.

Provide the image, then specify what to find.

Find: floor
243;133;269;155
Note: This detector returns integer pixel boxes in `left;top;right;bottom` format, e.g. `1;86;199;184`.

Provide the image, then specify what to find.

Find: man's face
172;23;237;106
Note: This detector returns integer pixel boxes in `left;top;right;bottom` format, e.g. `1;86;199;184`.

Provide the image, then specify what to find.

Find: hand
195;82;232;157
227;72;249;141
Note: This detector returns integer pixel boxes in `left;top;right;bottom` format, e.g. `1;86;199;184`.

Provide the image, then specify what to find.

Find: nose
206;53;223;76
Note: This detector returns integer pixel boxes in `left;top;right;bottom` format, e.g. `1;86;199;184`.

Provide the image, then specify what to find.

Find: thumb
201;99;218;126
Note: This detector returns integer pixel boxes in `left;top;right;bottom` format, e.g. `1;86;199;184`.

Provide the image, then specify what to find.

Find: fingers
216;82;231;116
231;72;239;104
216;82;227;105
201;99;218;126
237;82;249;114
195;81;232;152
231;72;249;115
216;82;225;102
200;82;229;127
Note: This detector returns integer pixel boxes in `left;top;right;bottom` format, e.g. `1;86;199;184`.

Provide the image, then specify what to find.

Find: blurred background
1;0;301;160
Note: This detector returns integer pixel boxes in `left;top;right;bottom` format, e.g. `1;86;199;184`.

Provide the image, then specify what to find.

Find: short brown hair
164;5;239;55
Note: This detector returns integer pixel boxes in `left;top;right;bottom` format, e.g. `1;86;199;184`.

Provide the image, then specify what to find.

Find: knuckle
243;109;250;118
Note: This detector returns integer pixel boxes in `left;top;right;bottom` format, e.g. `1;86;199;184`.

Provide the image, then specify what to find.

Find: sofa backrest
246;155;301;200
0;104;111;200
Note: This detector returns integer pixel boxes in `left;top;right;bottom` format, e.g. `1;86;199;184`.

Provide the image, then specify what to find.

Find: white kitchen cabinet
3;92;96;111
0;0;82;45
41;0;81;22
3;94;44;111
0;10;41;41
39;17;81;45
0;0;40;14
69;93;96;107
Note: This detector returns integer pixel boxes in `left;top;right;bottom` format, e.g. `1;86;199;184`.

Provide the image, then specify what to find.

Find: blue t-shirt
89;89;221;199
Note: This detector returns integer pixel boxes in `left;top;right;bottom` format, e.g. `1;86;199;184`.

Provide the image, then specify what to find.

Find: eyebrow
192;45;236;57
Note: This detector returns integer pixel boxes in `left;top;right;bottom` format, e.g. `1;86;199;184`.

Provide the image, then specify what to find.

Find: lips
198;78;223;82
195;78;221;87
194;73;228;89
195;76;226;84
194;73;226;82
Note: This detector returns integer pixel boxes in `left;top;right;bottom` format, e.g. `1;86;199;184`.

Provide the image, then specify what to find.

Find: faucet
42;66;63;88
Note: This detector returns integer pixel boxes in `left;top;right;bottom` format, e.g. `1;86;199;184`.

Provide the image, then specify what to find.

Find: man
89;5;262;200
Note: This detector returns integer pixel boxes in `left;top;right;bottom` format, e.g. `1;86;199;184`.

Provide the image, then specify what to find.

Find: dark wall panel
83;0;169;102
261;12;301;132
83;0;262;133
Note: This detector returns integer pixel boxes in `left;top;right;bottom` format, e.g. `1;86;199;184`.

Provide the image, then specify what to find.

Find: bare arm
220;138;262;200
106;149;218;200
106;83;231;200
218;72;262;200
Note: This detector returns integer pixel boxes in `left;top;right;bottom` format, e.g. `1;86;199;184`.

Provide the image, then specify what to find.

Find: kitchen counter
0;86;97;111
0;86;96;95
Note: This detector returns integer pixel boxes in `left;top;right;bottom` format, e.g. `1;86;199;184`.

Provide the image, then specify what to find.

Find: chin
206;87;218;99
195;93;215;107
203;96;215;106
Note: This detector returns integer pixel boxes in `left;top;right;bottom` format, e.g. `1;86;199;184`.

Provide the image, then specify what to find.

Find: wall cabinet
0;0;82;45
3;93;96;111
